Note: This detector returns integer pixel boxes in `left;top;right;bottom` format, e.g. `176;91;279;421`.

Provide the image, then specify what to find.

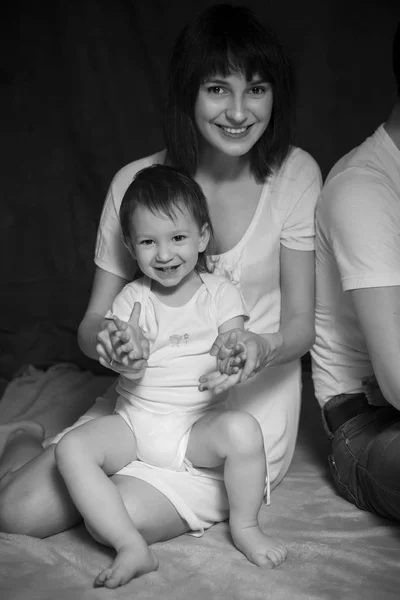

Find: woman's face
194;71;273;158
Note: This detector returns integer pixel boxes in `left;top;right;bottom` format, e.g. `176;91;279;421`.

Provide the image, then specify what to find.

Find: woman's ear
198;223;211;252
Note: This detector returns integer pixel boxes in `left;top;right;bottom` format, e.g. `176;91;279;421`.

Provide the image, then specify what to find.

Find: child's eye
173;235;186;242
140;239;154;246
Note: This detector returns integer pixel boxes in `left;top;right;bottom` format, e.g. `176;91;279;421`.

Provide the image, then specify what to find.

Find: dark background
1;0;399;380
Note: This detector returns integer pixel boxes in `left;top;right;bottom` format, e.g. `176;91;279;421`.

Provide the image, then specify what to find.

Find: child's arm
199;316;247;395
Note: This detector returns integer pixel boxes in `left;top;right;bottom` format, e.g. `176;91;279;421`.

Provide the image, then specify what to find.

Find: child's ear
198;223;210;252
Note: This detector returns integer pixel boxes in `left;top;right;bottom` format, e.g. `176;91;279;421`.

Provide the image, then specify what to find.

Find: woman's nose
225;95;247;123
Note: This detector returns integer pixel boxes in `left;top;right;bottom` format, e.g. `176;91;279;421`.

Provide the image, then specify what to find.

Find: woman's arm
263;246;315;367
209;247;315;380
351;286;400;411
78;267;149;375
78;267;128;360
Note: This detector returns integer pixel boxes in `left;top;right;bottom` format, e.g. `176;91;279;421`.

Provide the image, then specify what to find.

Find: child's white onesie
107;272;248;470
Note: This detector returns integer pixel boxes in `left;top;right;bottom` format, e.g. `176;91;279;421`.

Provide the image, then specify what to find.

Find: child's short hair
120;164;214;274
164;3;295;182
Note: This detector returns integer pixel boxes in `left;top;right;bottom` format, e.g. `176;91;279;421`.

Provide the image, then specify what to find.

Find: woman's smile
215;124;254;138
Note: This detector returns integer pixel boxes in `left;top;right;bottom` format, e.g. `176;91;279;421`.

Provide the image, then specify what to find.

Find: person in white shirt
0;3;319;565
311;21;400;520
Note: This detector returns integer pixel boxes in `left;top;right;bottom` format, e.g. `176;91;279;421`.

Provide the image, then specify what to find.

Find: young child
55;165;287;589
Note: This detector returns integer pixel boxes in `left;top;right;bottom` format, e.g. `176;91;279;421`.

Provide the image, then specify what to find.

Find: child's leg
0;430;188;542
186;410;287;568
55;415;158;588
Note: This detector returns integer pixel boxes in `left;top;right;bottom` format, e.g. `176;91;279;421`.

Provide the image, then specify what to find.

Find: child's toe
104;575;121;589
270;547;287;566
94;568;112;587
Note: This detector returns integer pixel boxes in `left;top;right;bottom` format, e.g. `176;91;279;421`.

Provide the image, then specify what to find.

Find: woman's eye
207;86;225;95
249;86;266;95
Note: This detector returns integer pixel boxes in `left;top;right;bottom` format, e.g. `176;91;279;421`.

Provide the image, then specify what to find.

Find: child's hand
211;330;247;375
97;302;149;377
217;341;247;376
199;368;243;395
198;330;247;394
210;329;268;383
111;315;144;364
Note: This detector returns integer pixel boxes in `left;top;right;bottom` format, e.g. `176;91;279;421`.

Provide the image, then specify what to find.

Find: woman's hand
209;329;276;383
199;367;243;395
198;331;247;395
97;302;149;378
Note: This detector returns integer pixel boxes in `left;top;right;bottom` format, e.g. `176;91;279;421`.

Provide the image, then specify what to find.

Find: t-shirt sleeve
105;283;138;321
94;182;136;281
215;280;250;328
280;152;322;251
321;171;400;291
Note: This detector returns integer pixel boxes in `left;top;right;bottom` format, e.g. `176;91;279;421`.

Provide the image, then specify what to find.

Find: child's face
194;71;273;159
129;204;209;290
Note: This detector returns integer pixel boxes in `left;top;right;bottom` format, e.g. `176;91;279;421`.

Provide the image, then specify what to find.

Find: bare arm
351;286;400;410
199;316;246;394
78;267;149;377
78;267;128;360
262;245;315;367
216;316;246;374
209;247;315;381
219;316;245;335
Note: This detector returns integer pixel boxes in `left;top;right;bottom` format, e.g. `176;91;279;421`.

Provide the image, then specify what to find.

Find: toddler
55;165;286;588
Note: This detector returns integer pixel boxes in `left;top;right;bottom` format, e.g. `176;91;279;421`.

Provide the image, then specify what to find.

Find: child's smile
130;204;209;297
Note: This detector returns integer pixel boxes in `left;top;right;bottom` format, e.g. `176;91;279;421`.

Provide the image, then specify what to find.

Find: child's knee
54;430;83;469
218;411;264;456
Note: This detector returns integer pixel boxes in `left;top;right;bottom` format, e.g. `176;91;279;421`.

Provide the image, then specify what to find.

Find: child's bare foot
94;543;158;588
231;522;287;568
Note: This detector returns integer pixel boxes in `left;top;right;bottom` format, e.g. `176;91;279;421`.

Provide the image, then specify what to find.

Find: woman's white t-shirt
95;148;321;486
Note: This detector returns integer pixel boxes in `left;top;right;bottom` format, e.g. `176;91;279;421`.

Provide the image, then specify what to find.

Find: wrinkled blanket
0;364;399;599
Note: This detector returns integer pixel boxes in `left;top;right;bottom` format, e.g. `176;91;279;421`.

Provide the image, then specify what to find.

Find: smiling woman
194;73;273;157
0;2;321;587
165;4;294;182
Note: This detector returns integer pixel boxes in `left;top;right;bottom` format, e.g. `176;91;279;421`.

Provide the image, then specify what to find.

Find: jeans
322;392;400;521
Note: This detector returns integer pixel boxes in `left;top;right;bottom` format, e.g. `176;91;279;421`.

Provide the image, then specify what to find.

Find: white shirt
106;273;248;407
312;125;400;406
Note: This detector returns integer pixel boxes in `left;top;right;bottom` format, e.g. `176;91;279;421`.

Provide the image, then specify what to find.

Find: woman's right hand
96;302;149;378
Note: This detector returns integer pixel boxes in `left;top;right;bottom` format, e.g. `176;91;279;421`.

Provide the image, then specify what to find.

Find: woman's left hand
209;329;273;383
199;368;243;395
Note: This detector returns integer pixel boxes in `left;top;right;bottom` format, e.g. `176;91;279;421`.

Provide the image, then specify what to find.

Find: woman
0;4;320;546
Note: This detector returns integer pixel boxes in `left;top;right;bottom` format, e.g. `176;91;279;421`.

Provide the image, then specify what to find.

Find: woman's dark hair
120;164;214;274
393;21;400;98
164;3;295;182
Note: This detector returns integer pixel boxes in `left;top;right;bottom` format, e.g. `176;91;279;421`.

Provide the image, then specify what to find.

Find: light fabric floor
0;364;399;600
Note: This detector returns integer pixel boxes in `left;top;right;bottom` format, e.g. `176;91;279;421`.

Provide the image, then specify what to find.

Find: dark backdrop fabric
1;0;399;379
